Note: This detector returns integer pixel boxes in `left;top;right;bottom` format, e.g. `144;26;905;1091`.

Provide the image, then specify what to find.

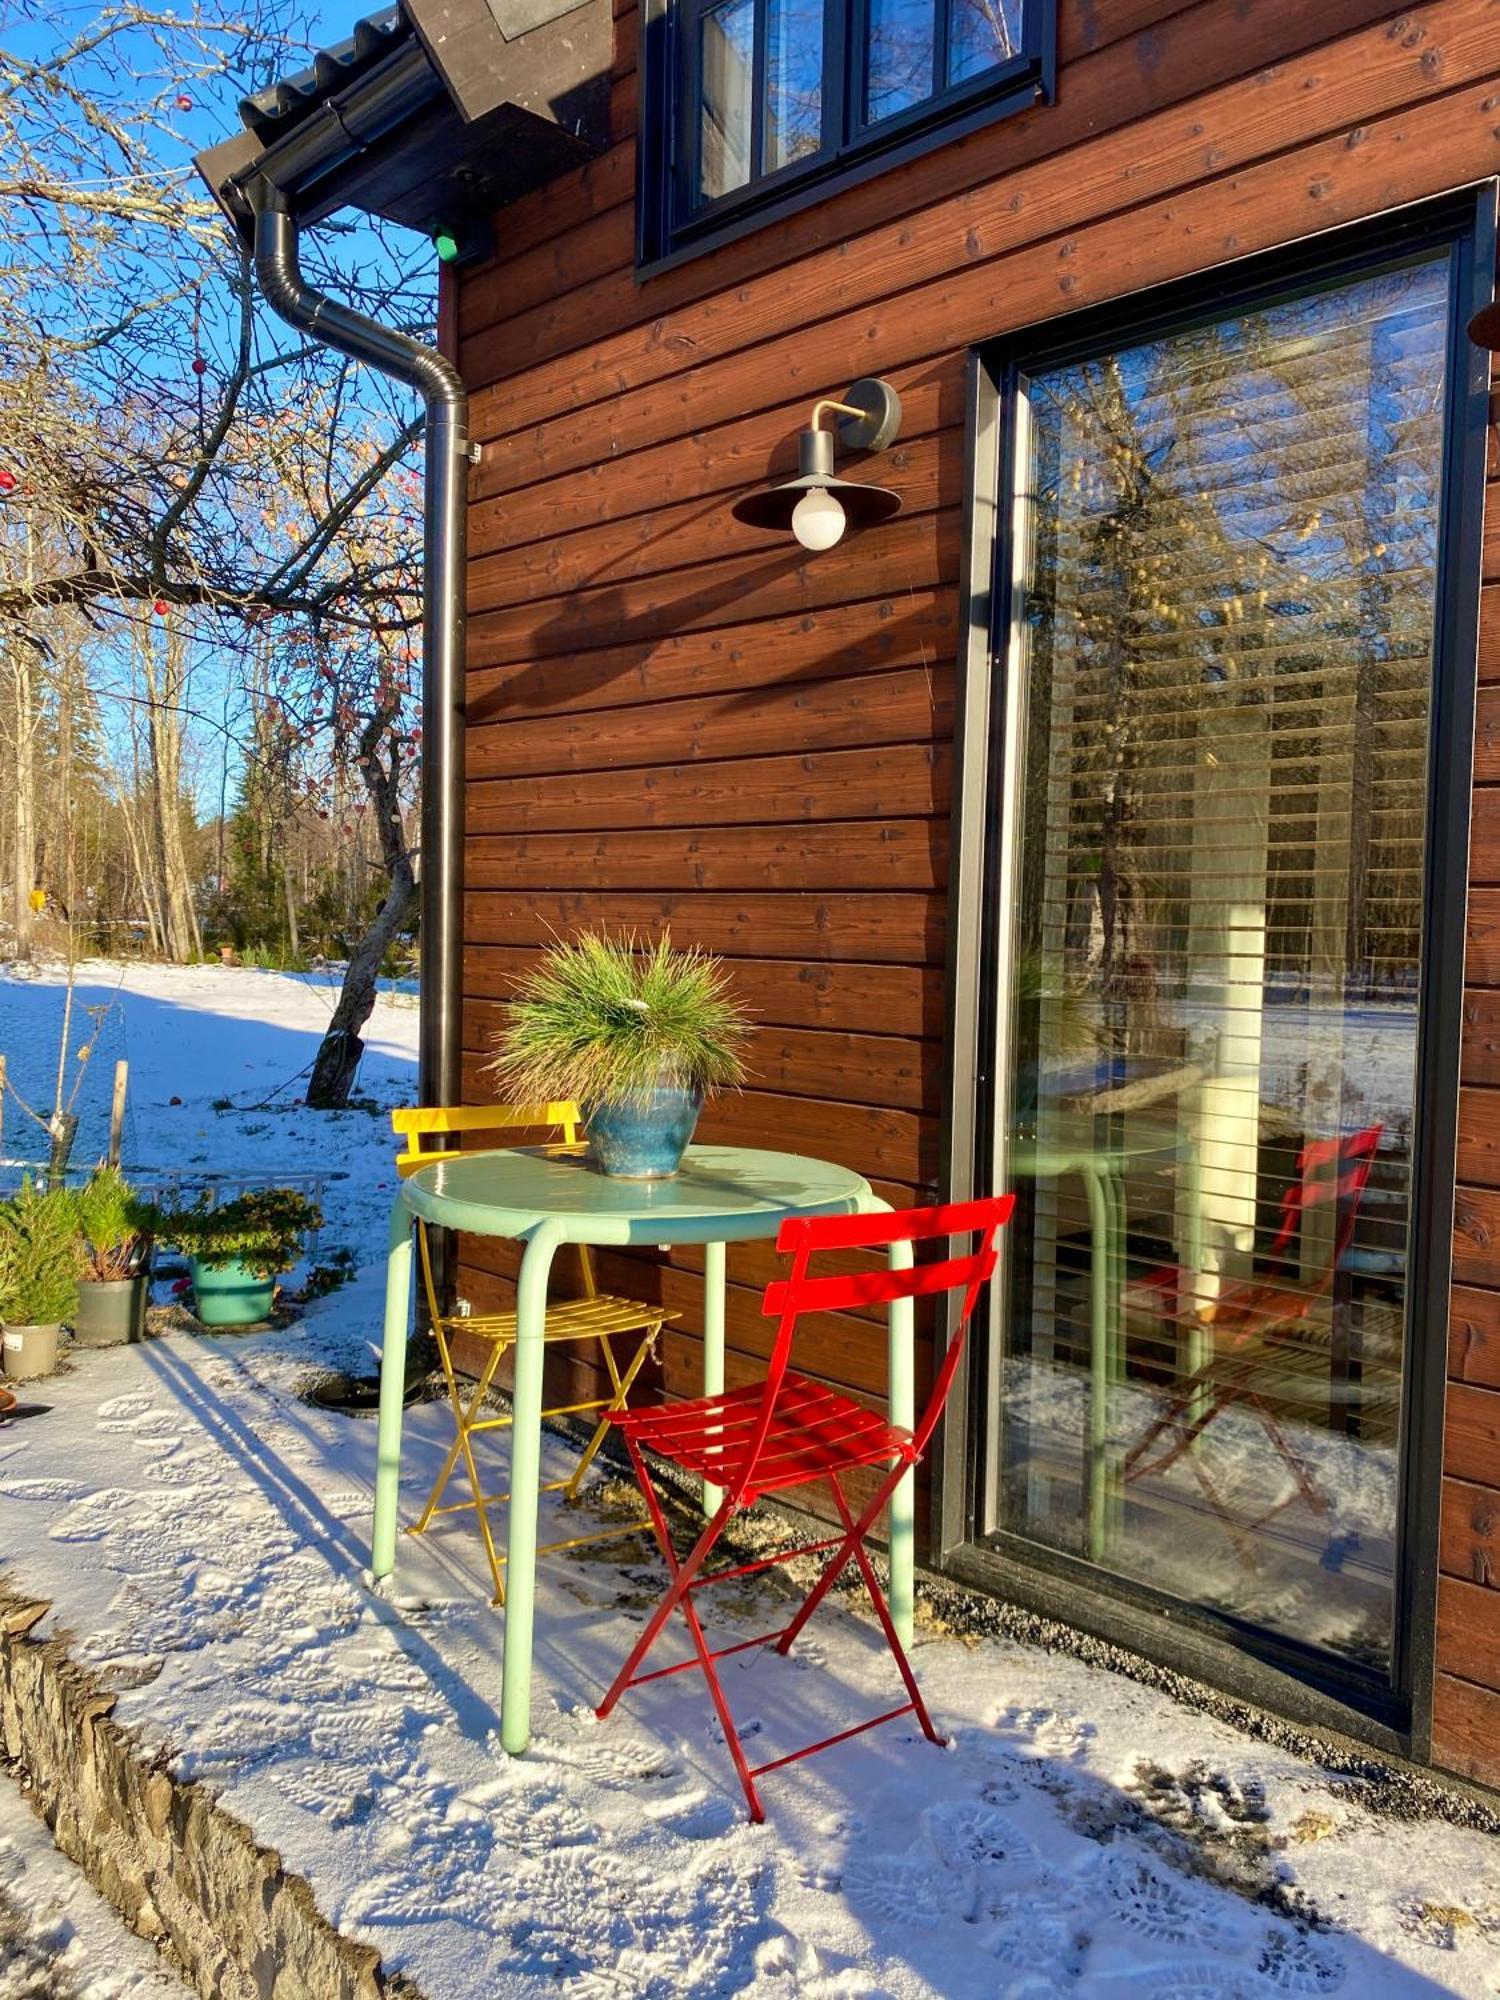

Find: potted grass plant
487;930;750;1179
0;1179;80;1380
73;1167;157;1348
162;1187;323;1328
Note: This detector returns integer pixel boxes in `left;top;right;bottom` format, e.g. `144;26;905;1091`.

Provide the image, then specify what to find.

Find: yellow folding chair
392;1103;674;1602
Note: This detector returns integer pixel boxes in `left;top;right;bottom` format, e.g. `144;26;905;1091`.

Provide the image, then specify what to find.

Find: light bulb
791;487;846;551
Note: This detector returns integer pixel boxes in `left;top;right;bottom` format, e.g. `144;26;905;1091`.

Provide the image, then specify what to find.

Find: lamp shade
731;425;902;533
1469;300;1500;348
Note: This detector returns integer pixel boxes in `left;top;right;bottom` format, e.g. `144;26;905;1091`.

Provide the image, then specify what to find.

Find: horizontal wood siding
457;0;1500;1747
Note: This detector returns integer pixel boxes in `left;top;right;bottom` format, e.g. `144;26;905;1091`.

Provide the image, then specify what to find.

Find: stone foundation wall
0;1586;410;2000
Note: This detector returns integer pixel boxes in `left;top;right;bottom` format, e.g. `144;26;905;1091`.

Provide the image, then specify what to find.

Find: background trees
0;0;433;1103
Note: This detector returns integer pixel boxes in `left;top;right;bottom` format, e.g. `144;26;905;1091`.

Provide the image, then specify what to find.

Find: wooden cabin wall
451;0;1500;1781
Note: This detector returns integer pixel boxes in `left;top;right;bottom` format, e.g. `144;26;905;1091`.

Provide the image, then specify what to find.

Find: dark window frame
635;0;1056;275
933;186;1496;1759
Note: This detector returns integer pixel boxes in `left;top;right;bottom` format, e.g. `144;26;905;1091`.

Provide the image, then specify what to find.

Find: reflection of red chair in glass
596;1195;1015;1823
1123;1124;1384;1550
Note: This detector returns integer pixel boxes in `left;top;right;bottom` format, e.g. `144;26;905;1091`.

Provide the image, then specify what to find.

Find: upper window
637;0;1054;267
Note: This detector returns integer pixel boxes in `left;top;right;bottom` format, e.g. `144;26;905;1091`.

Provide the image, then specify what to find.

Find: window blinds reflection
992;254;1451;1681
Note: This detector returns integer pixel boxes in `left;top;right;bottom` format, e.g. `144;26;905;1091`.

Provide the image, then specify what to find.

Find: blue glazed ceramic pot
583;1084;705;1179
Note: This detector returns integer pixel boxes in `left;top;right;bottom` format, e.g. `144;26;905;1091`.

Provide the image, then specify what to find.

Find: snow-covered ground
2;964;1499;1999
0;1761;187;1997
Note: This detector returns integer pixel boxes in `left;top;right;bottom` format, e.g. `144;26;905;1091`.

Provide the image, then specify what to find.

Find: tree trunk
306;858;415;1107
306;714;416;1110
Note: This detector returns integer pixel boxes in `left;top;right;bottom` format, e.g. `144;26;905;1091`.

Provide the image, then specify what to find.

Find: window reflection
993;256;1451;1679
766;0;823;169
948;0;1021;85
865;0;935;124
699;0;754;201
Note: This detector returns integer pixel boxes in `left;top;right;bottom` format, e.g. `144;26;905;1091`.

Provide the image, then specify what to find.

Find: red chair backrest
1263;1122;1383;1273
733;1196;1016;1500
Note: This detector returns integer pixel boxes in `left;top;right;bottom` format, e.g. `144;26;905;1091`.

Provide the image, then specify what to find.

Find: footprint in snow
986;1910;1084;1982
1110;1968;1269;2000
488;1783;594;1854
536;1732;680;1789
923;1798;1037;1875
1095;1849;1248;1952
1256;1927;1346;1994
96;1391;155;1423
650;1792;739;1842
989;1702;1096;1762
842;1848;961;1930
0;1475;89;1502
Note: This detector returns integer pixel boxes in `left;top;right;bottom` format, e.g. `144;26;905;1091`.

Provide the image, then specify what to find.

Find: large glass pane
766;0;823;170
865;0;934;124
947;0;1022;85
992;255;1451;1678
698;0;754;203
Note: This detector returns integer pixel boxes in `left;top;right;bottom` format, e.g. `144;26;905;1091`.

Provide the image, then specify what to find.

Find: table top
401;1144;872;1247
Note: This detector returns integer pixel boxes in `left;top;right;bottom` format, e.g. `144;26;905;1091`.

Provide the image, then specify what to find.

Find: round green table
372;1143;915;1753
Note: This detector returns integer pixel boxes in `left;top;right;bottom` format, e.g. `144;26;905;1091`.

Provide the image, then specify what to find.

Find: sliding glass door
981;236;1473;1691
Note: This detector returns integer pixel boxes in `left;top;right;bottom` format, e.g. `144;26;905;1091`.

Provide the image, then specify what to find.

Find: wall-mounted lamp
731;377;903;552
1469;300;1500;348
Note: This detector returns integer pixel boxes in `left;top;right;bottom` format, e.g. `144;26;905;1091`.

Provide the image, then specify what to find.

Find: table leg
372;1194;413;1580
500;1220;564;1757
886;1235;916;1645
701;1239;726;1517
1081;1166;1112;1563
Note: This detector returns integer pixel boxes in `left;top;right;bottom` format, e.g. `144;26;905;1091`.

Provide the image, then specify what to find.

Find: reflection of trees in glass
767;0;824;168
1019;261;1446;1072
866;0;1019;124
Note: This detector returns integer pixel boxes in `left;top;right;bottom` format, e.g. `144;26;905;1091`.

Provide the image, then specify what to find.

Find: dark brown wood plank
1465;890;1500;988
467;436;948;607
467;511;960;665
464;1002;940;1111
466;665;953;779
1456;1086;1500;1190
1441;1475;1500;1584
469;360;957;519
465;819;947;893
1467;786;1500;886
1431;1671;1500;1787
463;950;946;1038
465;591;958;724
1478;586;1500;682
1450;1284;1500;1390
463;890;946;968
465;742;950;835
1460;988;1500;1086
1435;1572;1500;1687
1472;689;1500;781
1441;1378;1500;1487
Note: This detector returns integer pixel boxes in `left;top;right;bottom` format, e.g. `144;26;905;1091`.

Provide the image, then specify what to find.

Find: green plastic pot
189;1257;277;1328
73;1275;148;1348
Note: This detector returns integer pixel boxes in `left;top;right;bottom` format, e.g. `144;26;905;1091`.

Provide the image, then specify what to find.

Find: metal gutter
246;183;467;1178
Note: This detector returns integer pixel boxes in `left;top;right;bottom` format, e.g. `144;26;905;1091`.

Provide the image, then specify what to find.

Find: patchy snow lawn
1;965;1499;2000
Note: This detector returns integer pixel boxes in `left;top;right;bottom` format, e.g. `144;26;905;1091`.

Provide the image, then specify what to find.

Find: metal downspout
248;189;467;1285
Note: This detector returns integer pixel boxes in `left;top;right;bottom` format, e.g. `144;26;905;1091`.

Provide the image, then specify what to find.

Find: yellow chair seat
446;1294;680;1347
392;1099;669;1605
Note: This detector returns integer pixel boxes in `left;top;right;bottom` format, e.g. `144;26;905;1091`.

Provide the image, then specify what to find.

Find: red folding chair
1124;1124;1385;1541
596;1194;1015;1822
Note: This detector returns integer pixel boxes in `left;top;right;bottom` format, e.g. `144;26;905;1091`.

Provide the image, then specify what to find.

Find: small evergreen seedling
0;1180;80;1326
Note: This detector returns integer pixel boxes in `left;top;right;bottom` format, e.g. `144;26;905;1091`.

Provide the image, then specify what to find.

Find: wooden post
108;1060;128;1169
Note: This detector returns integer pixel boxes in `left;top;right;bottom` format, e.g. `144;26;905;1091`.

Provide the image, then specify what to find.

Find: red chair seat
612;1372;915;1499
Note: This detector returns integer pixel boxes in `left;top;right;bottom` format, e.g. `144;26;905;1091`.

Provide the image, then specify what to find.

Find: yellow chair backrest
392;1101;584;1179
